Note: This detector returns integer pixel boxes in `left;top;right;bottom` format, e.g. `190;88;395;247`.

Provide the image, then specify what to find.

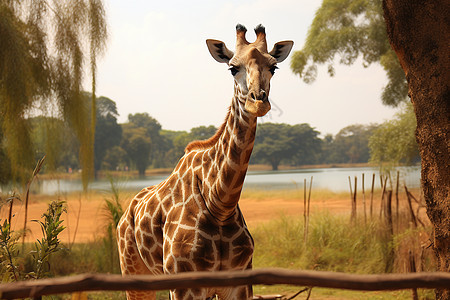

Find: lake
35;166;421;195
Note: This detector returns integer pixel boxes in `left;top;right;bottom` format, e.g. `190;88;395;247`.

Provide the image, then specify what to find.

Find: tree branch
0;269;449;299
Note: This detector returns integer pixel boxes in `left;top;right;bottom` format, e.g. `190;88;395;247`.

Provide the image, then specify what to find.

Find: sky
94;0;397;136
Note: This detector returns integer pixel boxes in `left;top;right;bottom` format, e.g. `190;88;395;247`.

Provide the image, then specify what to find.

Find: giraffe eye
228;66;239;76
269;65;279;75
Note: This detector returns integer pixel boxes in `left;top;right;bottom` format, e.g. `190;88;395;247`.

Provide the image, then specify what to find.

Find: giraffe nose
250;89;268;101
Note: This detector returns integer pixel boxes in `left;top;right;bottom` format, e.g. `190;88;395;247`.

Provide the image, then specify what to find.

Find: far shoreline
37;162;391;181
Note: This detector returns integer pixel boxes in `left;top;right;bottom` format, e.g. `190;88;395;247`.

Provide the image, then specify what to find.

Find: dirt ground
2;186;425;244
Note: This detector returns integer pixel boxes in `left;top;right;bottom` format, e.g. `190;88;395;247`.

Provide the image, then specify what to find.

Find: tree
383;2;449;298
189;126;218;141
324;124;377;164
128;113;166;168
121;124;151;177
162;125;219;168
0;0;107;188
290;0;407;106
102;146;127;171
161;130;190;167
320;134;335;164
288;124;322;166
253;123;294;170
369;102;419;168
29;116;73;172
128;113;162;137
94;96;122;175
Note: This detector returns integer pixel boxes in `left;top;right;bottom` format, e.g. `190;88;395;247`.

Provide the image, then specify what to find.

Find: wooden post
385;190;394;273
8;196;14;225
306;176;313;243
379;176;387;219
362;173;366;224
370;173;375;219
395;171;400;231
386;190;393;236
304;178;307;243
404;186;418;228
409;250;419;300
348;177;354;223
408;190;426;227
353;176;357;222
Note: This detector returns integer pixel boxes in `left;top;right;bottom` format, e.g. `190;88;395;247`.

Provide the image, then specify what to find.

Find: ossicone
236;24;249;45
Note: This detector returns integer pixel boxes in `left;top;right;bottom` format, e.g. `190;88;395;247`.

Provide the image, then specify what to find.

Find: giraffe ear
206;39;234;63
269;41;294;63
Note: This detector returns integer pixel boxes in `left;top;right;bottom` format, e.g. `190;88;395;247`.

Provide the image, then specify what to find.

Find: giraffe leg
169;288;209;300
216;285;253;300
117;213;156;300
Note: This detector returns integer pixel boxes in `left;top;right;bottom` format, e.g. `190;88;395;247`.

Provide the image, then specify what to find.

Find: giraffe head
206;24;293;117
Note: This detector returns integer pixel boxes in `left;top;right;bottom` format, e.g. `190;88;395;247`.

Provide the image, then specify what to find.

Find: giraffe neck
201;82;257;222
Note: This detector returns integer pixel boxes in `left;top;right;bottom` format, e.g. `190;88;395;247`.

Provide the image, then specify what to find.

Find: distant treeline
0;96;419;182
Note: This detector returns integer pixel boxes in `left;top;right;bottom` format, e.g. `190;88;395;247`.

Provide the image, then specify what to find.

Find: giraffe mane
184;107;231;153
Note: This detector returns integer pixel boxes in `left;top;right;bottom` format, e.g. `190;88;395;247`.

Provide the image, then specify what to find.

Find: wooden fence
0;268;449;299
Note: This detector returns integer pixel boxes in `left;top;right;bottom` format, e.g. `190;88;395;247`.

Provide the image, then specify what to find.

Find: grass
36;210;435;299
241;187;350;202
253;285;435;299
252;213;390;273
252;212;435;272
250;211;436;299
1;180;433;299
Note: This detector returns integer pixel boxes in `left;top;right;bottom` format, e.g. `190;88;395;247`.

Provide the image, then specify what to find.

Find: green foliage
289;123;323;165
121;124;152;176
1;93;420;177
127;113;170;169
167;125;219;166
189;125;218;141
0;0;107;187
30;200;67;279
128;113;162;137
0;125;12;184
0;200;67;282
253;123;321;170
103;176;125;229
369;102;419;168
291;0;407;106
253;214;389;273
100;176;124;273
252;213;434;275
94;96;122;174
253;123;293;170
103;146;128;171
322;124;378;164
29;117;79;172
161;129;190;167
0;219;20;281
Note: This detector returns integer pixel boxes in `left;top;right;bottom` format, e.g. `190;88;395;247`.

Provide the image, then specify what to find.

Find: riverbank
2;186;425;244
36;163;385;180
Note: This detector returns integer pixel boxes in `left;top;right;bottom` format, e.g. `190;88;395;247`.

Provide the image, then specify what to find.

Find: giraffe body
117;24;293;300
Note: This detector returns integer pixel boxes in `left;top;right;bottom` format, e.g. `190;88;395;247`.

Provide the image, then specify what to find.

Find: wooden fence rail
0;268;449;299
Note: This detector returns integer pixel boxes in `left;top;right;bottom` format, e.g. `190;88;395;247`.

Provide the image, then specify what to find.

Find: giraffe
117;24;293;300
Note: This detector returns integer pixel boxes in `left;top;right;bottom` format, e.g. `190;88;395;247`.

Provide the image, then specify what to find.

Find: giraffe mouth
245;97;271;117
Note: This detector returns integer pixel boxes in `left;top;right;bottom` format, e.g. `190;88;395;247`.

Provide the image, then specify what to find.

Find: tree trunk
382;1;449;299
270;160;279;171
138;166;146;177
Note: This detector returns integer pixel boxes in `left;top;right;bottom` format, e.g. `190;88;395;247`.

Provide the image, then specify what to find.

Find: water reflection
33;166;420;195
243;166;420;191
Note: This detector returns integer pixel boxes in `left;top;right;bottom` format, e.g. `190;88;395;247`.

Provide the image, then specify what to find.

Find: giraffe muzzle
245;89;271;117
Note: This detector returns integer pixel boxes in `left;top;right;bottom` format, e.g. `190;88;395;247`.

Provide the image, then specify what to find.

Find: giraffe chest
132;174;253;274
161;194;254;273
